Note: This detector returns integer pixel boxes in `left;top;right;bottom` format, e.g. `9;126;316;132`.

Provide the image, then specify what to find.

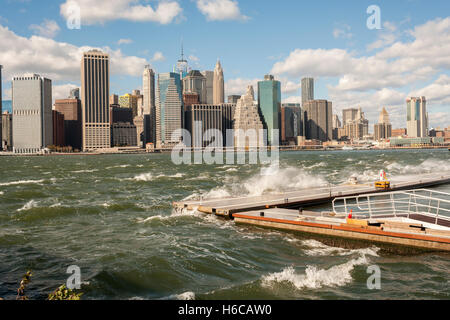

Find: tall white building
301;77;314;107
155;72;183;147
143;65;155;115
143;65;156;143
213;60;224;104
12;74;53;153
407;97;428;138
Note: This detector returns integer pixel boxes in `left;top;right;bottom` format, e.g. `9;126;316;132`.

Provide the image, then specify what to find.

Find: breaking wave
131;172;185;182
17;200;39;212
0;179;45;187
300;239;380;257
262;257;369;290
262;241;378;290
175;291;196;300
199;164;328;200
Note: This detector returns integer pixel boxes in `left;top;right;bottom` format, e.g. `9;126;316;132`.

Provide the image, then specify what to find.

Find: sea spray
262;254;371;290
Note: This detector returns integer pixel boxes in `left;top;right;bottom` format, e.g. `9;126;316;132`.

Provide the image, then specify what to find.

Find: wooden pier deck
232;208;450;252
173;172;450;218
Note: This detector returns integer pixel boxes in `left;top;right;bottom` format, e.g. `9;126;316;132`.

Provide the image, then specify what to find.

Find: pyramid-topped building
233;86;265;148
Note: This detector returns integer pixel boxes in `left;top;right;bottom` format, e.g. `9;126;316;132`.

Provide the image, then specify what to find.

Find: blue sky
1;0;450;129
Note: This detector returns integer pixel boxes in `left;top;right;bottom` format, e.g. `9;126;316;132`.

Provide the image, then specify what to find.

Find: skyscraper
342;108;359;126
12;74;53;153
301;77;314;107
343;107;369;140
185;103;235;148
54;97;82;150
156;72;183;147
258;74;281;145
407;97;428;138
0;65;2;150
176;44;188;78
81;50;110;150
143;65;156;143
119;93;138;117
213;60;225;104
182;70;207;104
143;65;155;115
303;100;332;142
281;103;303;144
374;107;392;141
233;86;265;149
332;114;341;129
202;70;214;104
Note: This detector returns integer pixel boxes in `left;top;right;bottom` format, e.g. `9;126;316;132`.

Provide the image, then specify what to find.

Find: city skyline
0;1;450;131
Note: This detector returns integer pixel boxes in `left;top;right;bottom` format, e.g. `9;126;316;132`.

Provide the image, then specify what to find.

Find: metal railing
332;189;450;226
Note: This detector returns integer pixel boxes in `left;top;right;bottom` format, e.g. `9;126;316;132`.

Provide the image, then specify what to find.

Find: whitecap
175;292;195;300
17;200;39;212
261;255;369;290
0;179;45;187
300;239;380;257
133;173;154;181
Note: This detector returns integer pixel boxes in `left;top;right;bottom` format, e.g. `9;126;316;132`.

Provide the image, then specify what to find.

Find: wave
175;292;196;300
133;173;153;181
347;158;450;184
262;256;369;290
300;239;380;257
72;169;99;173
198;164;328;199
131;172;185;182
386;159;450;175
0;179;45;187
17;200;39;212
106;165;131;170
262;241;377;290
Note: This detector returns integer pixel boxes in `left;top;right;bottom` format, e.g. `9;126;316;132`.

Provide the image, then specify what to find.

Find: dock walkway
173;173;450;218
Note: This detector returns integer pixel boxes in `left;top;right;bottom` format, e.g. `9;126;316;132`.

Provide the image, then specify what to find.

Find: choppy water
0;149;449;300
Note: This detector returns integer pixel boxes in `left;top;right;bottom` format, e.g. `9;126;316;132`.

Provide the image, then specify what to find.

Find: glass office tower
258;75;281;145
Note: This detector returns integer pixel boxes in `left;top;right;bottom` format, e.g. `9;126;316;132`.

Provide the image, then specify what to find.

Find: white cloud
0;24;148;83
60;0;183;25
367;21;400;51
189;55;199;62
225;78;259;96
29;19;60;38
409;74;450;105
151;51;165;62
272;17;450;94
117;38;133;45
52;83;78;102
282;96;301;104
196;0;248;21
333;24;353;39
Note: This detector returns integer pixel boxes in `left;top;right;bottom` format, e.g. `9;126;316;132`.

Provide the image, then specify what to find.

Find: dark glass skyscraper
258;75;281;145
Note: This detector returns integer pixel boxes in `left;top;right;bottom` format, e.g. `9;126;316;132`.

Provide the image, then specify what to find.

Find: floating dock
173;172;450;218
232;189;450;252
